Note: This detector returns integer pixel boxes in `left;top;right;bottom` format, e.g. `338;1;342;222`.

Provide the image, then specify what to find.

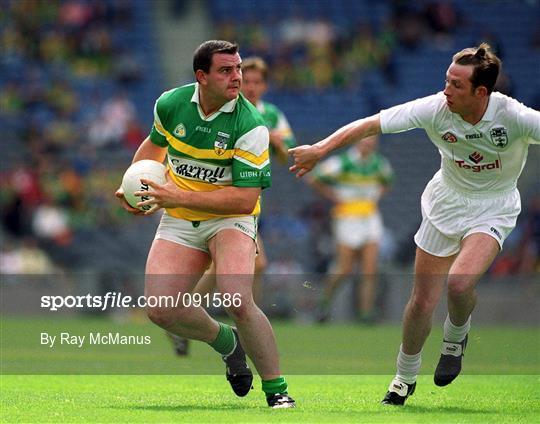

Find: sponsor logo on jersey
489;127;508;147
169;156;231;184
465;133;483;140
490;226;502;240
214;131;230;156
173;123;186;138
468;151;483;164
442;131;458;143
454;157;500;172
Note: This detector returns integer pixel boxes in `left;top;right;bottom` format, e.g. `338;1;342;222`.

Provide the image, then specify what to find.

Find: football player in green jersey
192;56;296;303
308;135;393;324
116;40;294;408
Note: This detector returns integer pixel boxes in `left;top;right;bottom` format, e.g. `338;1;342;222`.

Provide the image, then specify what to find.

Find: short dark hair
452;42;501;94
193;40;239;74
241;56;268;81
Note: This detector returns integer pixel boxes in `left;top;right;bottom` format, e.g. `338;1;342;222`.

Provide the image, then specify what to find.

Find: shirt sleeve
149;97;168;147
313;155;343;183
378;157;395;185
275;111;296;148
380;94;442;134
232;125;271;188
517;104;540;145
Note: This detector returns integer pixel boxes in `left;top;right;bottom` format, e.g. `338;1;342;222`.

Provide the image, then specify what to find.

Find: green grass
1;316;539;422
1;375;538;422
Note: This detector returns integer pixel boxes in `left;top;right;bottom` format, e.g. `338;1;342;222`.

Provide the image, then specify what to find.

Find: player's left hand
135;173;185;215
288;144;323;177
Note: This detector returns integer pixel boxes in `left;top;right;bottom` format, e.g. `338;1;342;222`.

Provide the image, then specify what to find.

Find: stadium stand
1;0;538;292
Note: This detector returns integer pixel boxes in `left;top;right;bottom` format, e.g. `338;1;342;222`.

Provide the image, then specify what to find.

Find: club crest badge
174;123;186;138
214;131;230;156
489;127;508;148
442;131;458;143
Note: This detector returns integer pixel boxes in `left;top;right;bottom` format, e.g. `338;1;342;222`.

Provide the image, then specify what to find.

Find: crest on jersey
214;131;230;156
174;123;186;138
489;127;508;148
442;131;458;143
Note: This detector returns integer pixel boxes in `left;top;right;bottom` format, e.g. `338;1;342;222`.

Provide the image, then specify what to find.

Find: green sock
262;376;288;396
208;322;235;356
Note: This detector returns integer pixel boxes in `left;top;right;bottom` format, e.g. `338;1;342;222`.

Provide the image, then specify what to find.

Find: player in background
116;40;295;409
309;135;393;324
289;43;539;405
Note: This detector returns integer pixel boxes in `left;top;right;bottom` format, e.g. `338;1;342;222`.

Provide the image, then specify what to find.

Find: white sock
444;315;471;343
396;344;421;385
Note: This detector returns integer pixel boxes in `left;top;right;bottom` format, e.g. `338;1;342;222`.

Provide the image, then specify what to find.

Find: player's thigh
208;228;257;297
145;238;210;297
360;241;379;275
448;232;500;286
254;233;267;272
412;247;456;303
334;243;356;274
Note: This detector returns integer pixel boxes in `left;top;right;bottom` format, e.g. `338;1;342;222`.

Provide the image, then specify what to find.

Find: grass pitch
1;316;538;422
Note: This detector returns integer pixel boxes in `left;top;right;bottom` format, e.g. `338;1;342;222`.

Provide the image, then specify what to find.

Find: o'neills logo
454;159;500;172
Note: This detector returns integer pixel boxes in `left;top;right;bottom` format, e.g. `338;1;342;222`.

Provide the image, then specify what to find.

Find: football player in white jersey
289;43;539;405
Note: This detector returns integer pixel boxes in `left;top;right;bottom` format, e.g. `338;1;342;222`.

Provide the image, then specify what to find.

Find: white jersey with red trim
380;91;539;194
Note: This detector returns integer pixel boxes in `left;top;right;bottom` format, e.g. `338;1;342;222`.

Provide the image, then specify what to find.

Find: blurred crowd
214;1;464;90
0;0;148;273
1;0;538;278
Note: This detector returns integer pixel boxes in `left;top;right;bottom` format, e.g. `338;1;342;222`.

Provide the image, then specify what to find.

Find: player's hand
288;144;323;177
115;187;145;215
134;173;184;215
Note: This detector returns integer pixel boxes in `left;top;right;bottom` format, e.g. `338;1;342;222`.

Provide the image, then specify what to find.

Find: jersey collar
480;94;497;122
191;83;238;120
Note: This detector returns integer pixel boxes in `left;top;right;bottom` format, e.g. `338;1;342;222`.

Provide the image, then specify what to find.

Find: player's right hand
115;187;145;215
288;144;323;178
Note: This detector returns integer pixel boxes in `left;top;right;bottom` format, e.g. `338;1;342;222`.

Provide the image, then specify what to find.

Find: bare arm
136;177;261;216
289;114;381;177
132;137;167;163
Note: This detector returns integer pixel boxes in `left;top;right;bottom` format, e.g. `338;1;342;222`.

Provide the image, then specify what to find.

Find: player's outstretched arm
289;114;381;177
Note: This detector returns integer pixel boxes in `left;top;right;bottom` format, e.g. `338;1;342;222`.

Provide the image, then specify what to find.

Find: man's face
242;69;267;105
201;52;242;102
443;63;483;115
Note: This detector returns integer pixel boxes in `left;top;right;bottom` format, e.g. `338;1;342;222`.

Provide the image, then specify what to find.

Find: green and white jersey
149;83;271;221
314;148;394;218
255;100;296;149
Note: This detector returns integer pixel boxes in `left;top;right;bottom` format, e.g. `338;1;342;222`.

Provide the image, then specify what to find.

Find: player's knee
146;306;184;329
225;302;254;324
447;276;474;298
409;294;438;316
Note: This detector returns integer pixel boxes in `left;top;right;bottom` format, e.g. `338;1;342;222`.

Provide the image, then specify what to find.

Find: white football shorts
333;213;383;249
414;171;521;257
155;213;258;253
